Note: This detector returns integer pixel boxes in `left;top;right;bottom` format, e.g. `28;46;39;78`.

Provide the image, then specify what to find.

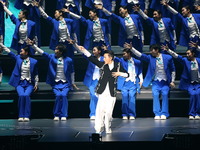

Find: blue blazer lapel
133;58;138;74
154;21;160;38
17;58;23;71
186;60;191;73
55;21;59;35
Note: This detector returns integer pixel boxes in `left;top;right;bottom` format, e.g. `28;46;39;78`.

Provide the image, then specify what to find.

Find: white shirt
65;0;75;7
94;0;103;5
55;57;67;82
93;18;104;42
20;57;31;81
154;54;167;81
24;0;34;6
125;58;136;83
191;59;198;71
124;15;139;39
59;19;70;42
127;0;139;4
92;57;101;80
158;19;170;43
19;21;28;44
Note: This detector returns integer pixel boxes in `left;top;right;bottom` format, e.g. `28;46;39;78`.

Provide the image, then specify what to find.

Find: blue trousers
121;81;137;117
152;80;170;117
88;79;98;117
53;82;70;118
16;80;33;118
188;83;200;116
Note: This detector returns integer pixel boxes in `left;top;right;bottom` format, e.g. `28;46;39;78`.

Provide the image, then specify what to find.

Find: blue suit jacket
10;15;36;51
175;55;200;90
110;13;143;47
83;56;104;87
42;52;74;86
57;0;81;14
8;52;38;88
45;17;74;50
139;53;175;87
175;13;200;47
146;17;176;50
14;0;41;17
85;0;116;11
115;57;143;90
79;16;110;50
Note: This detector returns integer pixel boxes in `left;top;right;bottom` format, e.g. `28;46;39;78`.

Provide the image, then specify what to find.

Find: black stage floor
0;118;200;150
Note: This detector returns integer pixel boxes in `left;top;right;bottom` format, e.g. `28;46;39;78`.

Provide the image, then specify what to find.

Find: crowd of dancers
0;0;200;134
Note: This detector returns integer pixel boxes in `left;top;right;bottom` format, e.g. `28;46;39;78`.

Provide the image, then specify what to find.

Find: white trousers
94;84;116;133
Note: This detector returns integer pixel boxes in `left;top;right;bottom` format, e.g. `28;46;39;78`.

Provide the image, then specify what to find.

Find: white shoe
189;116;195;120
61;117;67;121
90;116;96;120
129;116;135;120
106;128;112;134
96;127;104;134
24;118;30;122
54;117;59;121
160;115;167;120
195;116;200;120
18;118;24;122
154;116;160;120
122;116;128;120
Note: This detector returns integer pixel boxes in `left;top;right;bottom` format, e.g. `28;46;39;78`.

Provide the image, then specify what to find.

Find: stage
0;117;200;150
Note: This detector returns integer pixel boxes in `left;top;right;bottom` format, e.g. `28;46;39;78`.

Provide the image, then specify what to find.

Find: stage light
89;133;102;143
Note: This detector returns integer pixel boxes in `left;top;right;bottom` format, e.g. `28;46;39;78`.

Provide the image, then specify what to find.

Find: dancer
63;8;110;52
133;5;177;52
74;42;129;133
30;41;75;121
14;0;45;47
0;43;38;122
1;1;36;55
83;46;104;120
124;42;175;120
57;0;82;44
162;43;200;120
95;4;144;52
115;48;143;120
34;2;76;59
161;0;200;56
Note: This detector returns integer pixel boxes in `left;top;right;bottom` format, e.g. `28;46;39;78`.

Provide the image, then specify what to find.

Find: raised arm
95;5;121;24
161;44;178;58
0;43;11;53
124;42;142;58
1;1;12;16
31;43;52;61
0;43;19;60
33;1;49;19
63;8;81;20
160;0;178;15
73;43;104;68
133;5;148;20
189;41;200;52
